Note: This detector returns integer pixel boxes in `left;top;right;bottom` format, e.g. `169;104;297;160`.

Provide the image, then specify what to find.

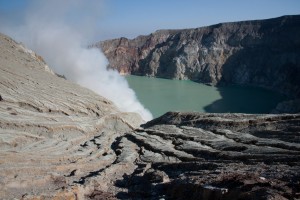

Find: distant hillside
94;15;300;98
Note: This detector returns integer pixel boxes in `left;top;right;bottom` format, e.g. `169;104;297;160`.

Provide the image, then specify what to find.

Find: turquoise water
126;75;286;118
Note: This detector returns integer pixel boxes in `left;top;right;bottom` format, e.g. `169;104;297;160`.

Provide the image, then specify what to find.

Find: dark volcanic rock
95;15;300;98
117;112;300;199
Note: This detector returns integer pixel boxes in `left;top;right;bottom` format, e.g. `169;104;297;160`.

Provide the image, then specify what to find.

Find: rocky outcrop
95;15;300;98
1;33;300;200
116;112;300;199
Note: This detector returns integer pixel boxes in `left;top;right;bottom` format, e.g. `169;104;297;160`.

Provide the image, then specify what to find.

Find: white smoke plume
2;0;153;121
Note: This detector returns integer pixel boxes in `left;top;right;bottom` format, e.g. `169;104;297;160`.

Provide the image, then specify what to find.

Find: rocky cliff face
96;15;300;98
1;33;300;200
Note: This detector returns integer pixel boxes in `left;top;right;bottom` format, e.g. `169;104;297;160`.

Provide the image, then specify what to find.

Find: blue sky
100;0;300;39
0;0;300;41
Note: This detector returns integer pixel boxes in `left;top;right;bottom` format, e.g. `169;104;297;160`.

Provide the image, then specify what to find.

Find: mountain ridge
94;15;300;99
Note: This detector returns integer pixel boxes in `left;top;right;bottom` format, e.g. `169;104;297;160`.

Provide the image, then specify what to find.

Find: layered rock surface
95;15;300;98
0;33;143;199
1;32;300;200
116;112;300;199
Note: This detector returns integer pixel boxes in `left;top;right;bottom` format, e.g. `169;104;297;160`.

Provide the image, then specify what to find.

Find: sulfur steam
1;0;153;121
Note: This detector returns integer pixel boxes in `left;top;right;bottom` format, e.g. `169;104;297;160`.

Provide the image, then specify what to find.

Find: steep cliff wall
95;15;300;98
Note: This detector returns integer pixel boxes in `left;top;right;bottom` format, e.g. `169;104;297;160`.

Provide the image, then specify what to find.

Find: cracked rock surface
121;112;300;199
1;33;300;200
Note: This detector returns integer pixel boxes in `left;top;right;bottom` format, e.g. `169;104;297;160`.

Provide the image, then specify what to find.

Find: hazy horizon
0;0;299;42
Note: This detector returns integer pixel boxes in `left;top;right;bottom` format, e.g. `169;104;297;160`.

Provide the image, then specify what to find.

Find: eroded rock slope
0;33;143;199
96;15;300;98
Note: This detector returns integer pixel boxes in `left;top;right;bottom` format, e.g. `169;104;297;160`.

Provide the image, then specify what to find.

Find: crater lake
125;75;286;118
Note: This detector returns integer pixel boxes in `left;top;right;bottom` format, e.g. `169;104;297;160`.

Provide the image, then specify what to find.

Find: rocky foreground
130;112;300;199
1;33;300;200
95;15;300;99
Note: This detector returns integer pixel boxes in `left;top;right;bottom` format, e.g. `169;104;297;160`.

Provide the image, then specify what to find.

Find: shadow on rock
204;85;285;114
